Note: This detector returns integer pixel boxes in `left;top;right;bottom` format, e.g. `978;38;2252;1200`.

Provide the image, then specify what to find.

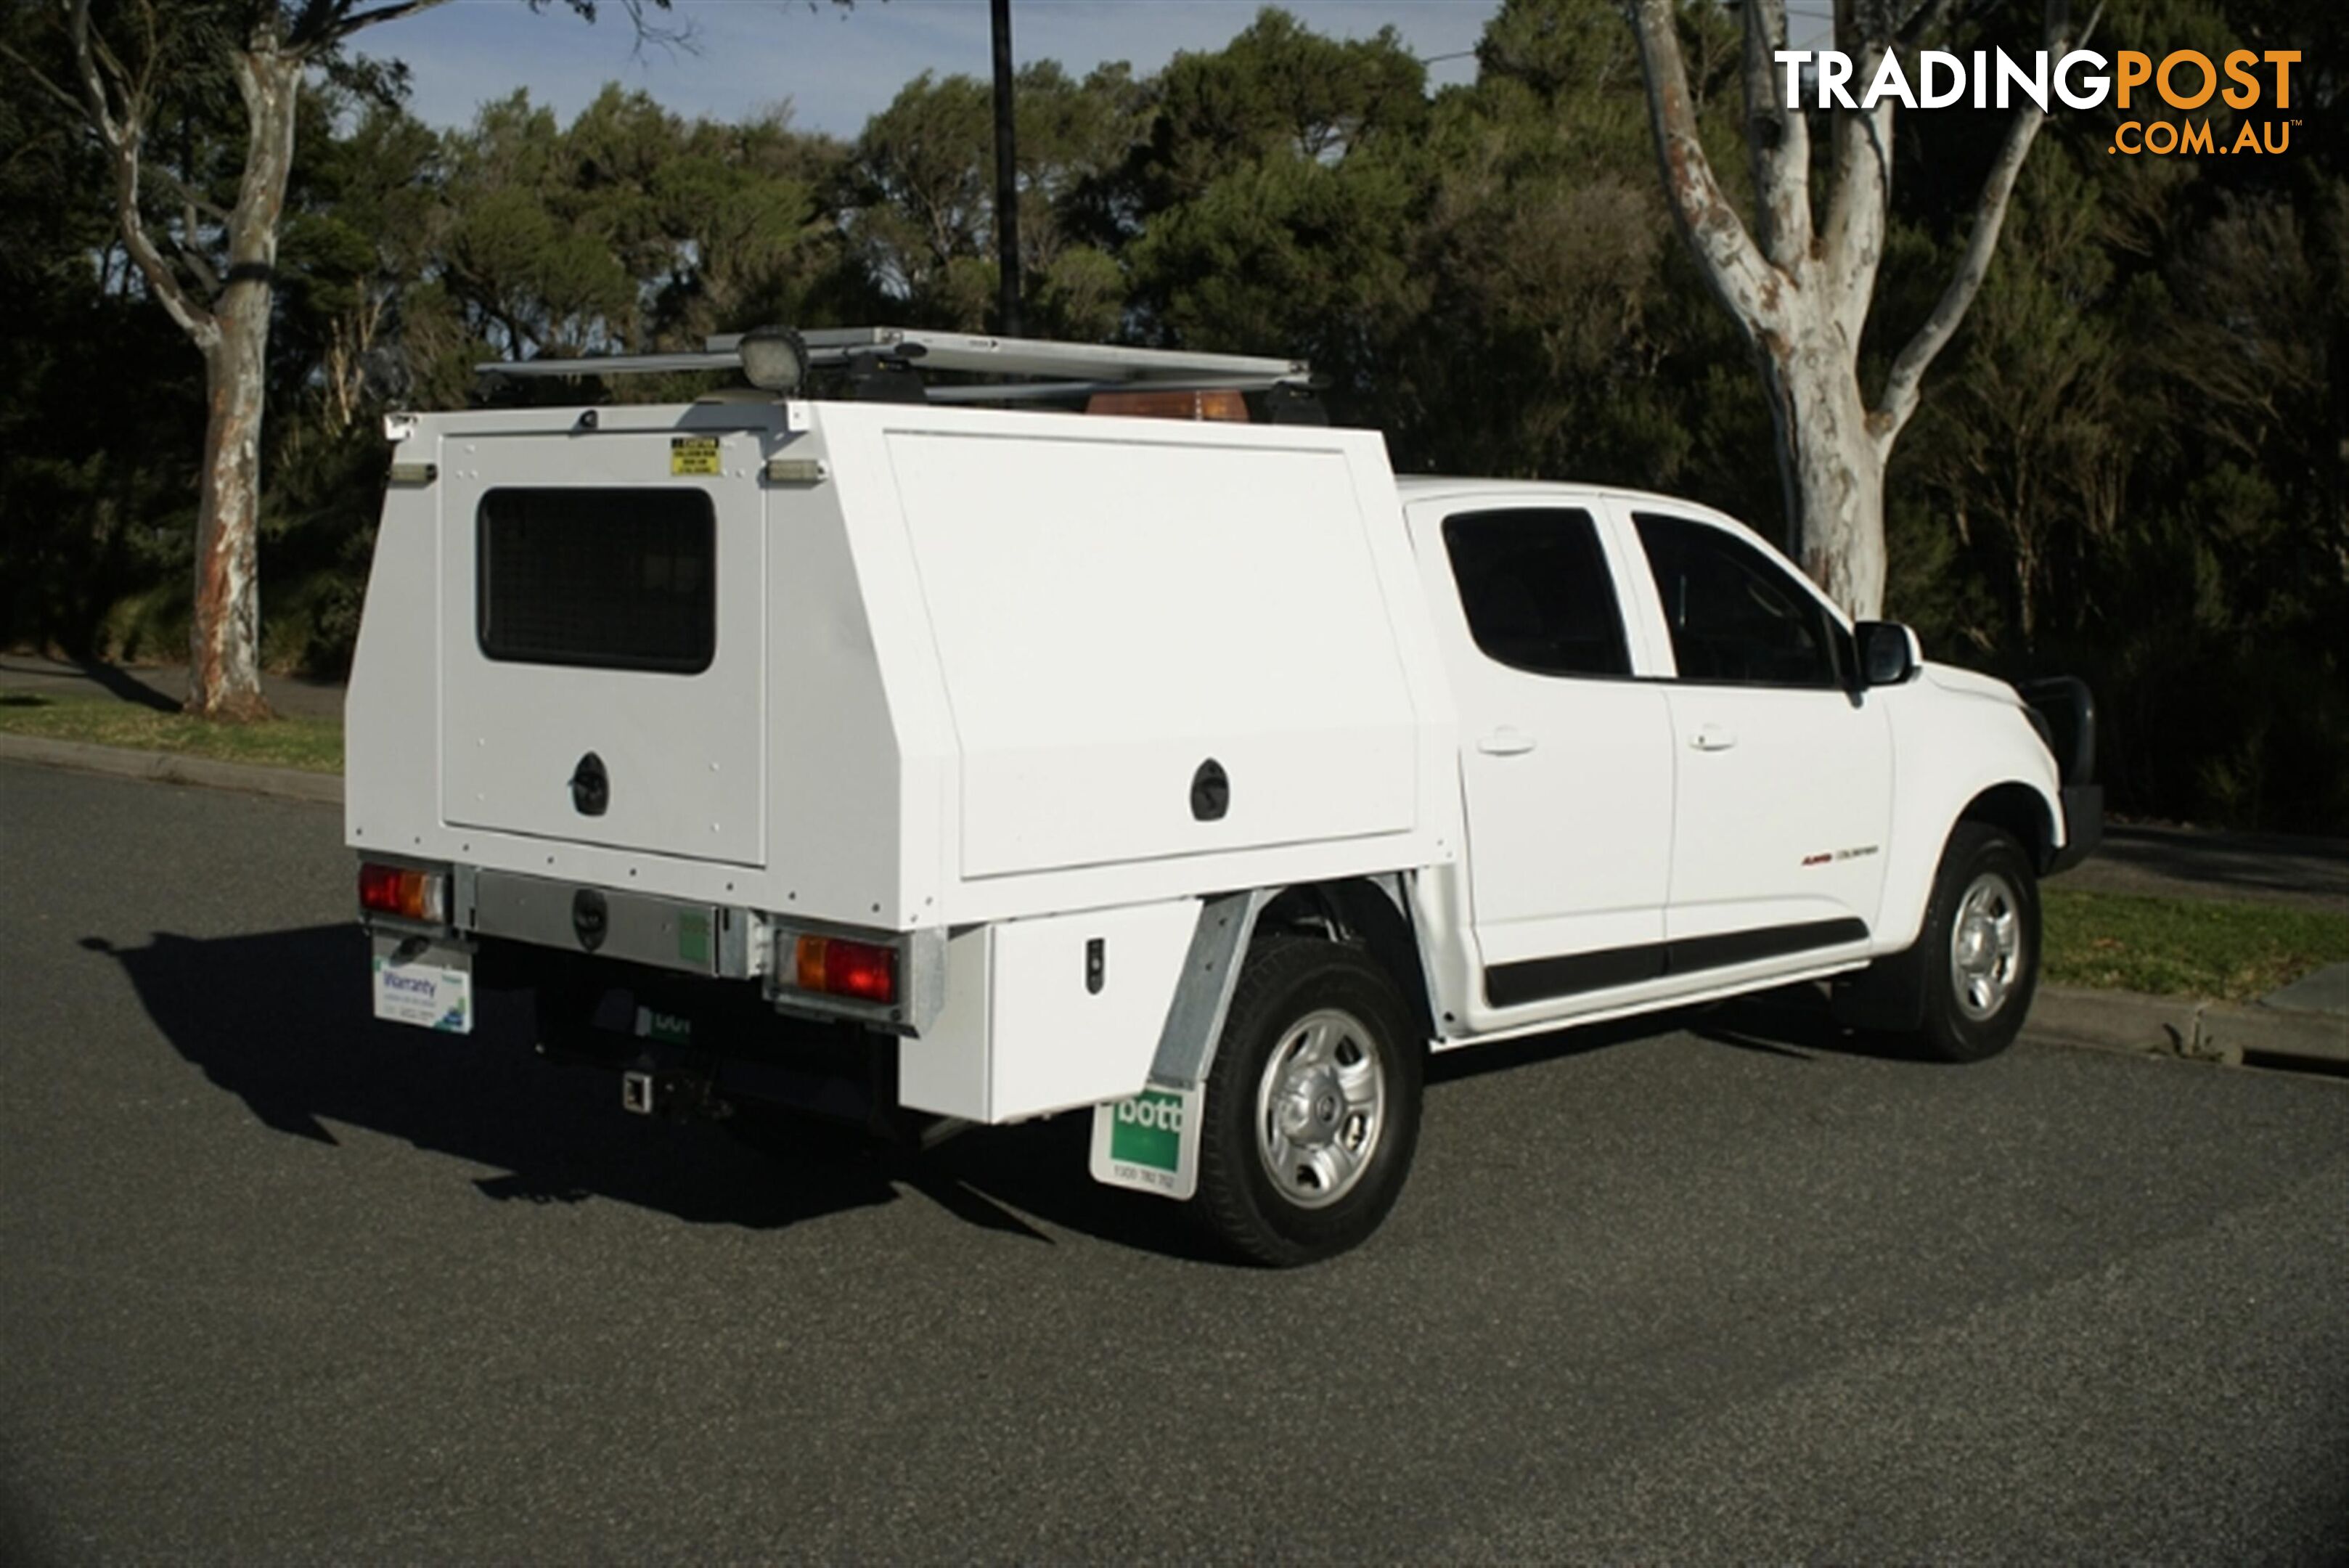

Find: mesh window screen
478;489;715;674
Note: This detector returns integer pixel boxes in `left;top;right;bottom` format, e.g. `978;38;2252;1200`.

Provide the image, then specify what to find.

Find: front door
1625;510;1892;964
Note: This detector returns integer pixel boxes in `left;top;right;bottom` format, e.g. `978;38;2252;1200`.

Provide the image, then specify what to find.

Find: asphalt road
3;759;2345;1563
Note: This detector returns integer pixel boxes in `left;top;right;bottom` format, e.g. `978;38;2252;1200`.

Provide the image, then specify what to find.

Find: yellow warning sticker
670;436;721;477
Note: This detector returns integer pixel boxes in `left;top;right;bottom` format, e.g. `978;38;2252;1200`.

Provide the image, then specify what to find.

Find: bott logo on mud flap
1090;1086;1201;1201
1110;1090;1185;1172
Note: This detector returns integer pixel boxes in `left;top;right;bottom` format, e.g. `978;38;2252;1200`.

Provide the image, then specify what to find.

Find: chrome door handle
1689;724;1739;751
1477;728;1537;756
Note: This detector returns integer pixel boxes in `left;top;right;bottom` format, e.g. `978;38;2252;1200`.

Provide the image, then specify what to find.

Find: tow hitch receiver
620;1066;732;1122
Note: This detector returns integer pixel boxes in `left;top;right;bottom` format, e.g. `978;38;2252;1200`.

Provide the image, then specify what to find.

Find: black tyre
1914;823;2041;1062
1196;937;1424;1267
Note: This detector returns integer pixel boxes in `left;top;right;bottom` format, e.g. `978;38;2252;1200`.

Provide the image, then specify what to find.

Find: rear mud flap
1088;1085;1203;1201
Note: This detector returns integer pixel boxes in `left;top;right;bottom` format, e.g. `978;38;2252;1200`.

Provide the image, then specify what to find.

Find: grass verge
0;691;341;774
2043;886;2349;1003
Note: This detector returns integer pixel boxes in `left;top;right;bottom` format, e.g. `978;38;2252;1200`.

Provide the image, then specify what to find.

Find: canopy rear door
438;432;766;867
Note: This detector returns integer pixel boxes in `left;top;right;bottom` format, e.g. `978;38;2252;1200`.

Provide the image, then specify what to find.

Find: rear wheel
1196;938;1423;1267
1915;823;2040;1062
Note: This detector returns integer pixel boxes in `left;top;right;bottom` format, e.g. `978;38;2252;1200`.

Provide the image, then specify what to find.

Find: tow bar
619;1065;733;1122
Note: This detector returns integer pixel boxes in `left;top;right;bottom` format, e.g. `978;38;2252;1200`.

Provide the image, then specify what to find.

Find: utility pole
989;0;1022;337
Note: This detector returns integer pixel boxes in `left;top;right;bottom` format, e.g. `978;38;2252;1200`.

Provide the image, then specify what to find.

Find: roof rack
475;327;1312;404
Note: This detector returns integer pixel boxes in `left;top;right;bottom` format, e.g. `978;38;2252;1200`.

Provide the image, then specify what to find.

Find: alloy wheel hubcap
1949;871;2023;1021
1255;1008;1385;1209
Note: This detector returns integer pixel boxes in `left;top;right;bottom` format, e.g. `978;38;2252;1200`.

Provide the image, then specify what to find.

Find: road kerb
2026;984;2348;1076
2199;1000;2349;1071
2024;986;2201;1058
0;732;340;806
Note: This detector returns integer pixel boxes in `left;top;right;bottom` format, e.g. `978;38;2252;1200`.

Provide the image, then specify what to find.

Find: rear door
439;430;766;867
1411;499;1677;1014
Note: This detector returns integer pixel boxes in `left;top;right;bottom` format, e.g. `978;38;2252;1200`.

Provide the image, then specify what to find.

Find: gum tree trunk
1761;332;1887;618
1627;0;2079;621
186;43;302;722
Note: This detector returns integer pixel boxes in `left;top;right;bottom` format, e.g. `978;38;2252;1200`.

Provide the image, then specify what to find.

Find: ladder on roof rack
475;326;1312;404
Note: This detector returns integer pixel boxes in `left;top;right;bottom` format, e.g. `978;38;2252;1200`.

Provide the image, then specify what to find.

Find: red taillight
359;862;446;923
792;934;898;1005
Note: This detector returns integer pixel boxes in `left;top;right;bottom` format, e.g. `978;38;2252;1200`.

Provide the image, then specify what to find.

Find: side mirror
1855;621;1920;687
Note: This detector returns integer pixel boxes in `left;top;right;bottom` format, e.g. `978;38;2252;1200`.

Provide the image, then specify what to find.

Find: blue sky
353;1;1506;138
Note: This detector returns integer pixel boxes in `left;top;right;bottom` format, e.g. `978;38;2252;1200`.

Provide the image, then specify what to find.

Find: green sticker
677;910;711;965
1108;1089;1185;1174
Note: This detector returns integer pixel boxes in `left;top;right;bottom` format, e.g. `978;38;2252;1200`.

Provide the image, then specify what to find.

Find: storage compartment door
890;432;1420;880
899;900;1201;1122
438;433;766;867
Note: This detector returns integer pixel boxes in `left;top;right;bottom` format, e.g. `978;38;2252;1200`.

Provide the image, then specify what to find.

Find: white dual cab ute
350;327;2101;1265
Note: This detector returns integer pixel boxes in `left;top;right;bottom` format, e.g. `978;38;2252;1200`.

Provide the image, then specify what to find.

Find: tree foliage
0;0;2339;829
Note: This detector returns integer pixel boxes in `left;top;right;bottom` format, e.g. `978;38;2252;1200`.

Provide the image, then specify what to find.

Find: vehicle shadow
82;921;1219;1256
1425;1008;1705;1084
918;1114;1231;1265
83;923;912;1232
1695;982;1948;1063
1422;982;1947;1071
86;923;1926;1261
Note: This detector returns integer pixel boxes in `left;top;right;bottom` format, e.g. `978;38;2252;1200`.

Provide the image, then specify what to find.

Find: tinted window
478;489;715;674
1633;513;1842;687
1443;508;1631;679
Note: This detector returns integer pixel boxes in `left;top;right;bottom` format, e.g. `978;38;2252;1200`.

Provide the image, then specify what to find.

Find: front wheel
1196;938;1424;1267
1914;823;2041;1062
